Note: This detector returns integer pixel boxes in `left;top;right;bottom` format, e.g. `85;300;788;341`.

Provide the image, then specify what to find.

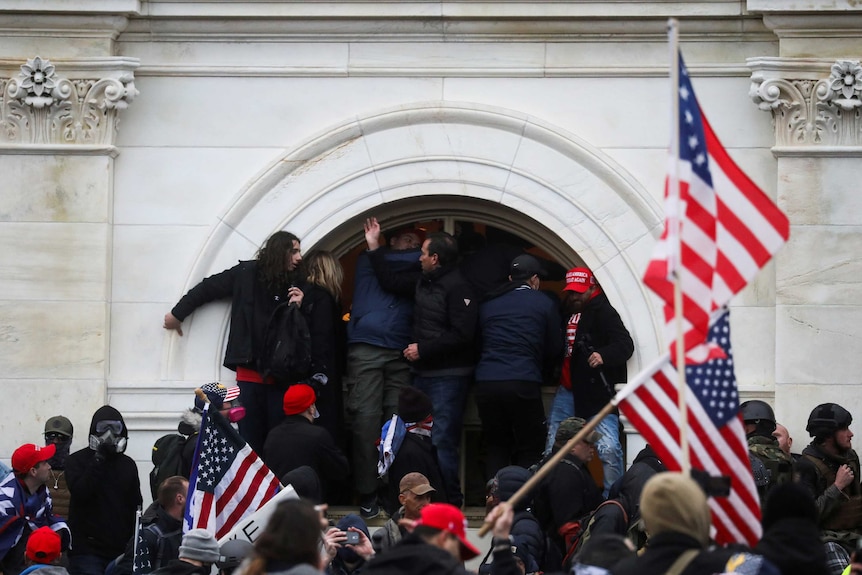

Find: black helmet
740;400;776;424
806;403;853;438
217;539;254;570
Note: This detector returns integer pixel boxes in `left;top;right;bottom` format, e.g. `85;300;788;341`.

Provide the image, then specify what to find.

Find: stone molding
749;57;862;150
0;56;139;146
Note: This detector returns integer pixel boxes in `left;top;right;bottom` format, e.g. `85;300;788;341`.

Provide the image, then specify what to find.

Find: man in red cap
545;266;633;497
0;444;70;575
262;384;349;489
363;502;521;574
24;526;65;573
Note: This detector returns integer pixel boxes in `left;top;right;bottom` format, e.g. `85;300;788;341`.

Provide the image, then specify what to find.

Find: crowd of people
3;221;862;575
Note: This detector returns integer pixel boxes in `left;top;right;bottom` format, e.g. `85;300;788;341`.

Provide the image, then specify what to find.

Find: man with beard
372;472;436;553
547;267;633;497
797;402;862;572
43;416;74;520
65;406;142;575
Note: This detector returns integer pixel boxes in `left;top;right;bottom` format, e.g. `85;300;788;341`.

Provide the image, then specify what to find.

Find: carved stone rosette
0;56;138;146
749;59;862;148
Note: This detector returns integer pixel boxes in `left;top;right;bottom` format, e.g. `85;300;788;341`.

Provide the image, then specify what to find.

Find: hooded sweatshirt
65;406;142;558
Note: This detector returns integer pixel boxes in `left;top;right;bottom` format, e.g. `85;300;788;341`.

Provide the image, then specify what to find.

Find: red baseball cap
12;443;55;475
563;267;596;293
416;503;479;560
282;384;316;416
26;526;62;564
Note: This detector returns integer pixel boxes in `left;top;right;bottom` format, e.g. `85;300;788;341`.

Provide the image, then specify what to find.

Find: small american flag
643;52;789;357
616;310;762;546
184;407;280;539
132;510;151;575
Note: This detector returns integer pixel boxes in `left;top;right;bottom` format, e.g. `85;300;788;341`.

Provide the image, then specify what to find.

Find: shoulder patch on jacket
463;298;472;306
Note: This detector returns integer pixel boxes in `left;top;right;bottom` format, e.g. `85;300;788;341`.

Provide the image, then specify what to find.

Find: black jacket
170;260;301;371
755;517;829;575
362;534;520;575
569;292;634;418
149;559;212;575
411;265;478;374
65;406;143;558
115;504;183;575
533;453;603;551
302;284;346;441
262;415;350;481
383;433;448;515
611;532;736;575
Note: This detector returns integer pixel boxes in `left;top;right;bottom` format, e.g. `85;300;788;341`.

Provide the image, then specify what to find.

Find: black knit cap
398;386;432;422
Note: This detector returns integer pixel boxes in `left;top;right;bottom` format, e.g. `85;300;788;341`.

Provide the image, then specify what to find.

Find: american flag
184;406;281;539
132;510;151;575
616;310;762;546
643;52;789;356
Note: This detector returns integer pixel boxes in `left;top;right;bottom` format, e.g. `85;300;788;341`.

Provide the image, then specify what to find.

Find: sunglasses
44;432;68;441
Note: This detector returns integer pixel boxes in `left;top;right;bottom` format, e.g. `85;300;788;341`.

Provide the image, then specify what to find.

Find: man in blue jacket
347;218;424;519
474;254;563;480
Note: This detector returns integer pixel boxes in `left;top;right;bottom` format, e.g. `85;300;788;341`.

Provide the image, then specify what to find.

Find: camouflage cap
555;416;601;445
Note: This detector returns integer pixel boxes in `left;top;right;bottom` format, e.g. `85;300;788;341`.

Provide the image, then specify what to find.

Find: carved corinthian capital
749;58;862;148
1;56;139;146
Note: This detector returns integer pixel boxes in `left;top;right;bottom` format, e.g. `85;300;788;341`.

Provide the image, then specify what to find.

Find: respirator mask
88;419;128;454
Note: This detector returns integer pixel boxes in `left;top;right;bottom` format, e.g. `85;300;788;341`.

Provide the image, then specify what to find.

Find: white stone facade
1;1;860;493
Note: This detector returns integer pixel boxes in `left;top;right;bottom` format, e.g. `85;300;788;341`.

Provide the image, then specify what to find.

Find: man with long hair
164;231;304;453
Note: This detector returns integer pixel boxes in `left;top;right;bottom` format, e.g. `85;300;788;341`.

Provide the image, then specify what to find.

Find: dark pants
475;385;546;481
412;374;470;508
237;381;288;455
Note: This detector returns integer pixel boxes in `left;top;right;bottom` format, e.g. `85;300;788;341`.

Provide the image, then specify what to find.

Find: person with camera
547;267;633;497
65;406;142;575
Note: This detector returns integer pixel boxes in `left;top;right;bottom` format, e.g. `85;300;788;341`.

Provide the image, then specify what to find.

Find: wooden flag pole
478;401;617;537
667;17;690;475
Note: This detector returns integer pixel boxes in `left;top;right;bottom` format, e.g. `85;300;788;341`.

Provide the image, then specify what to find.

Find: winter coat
65;406;142;559
610;532;736;575
796;442;862;530
114;504;183;575
475;283;562;385
755;516;829;575
568;292;633;419
170;260;301;371
347;249;420;350
263;416;350;482
362;534;520;575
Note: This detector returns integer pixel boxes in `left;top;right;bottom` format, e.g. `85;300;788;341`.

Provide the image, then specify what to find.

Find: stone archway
163;101;664;383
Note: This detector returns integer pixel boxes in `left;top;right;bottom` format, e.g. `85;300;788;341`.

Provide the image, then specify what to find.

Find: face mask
47;440;72;469
89;430;127;455
226;406;246;423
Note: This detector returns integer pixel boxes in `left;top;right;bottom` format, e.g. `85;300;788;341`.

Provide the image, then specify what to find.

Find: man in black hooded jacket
65;406;142;575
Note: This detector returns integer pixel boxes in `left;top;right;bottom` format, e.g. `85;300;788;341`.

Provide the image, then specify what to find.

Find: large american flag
184;407;280;539
616;310;762;546
642;52;789;356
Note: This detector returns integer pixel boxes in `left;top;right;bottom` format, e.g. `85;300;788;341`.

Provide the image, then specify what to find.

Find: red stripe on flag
217;461;271;539
197;492;213;531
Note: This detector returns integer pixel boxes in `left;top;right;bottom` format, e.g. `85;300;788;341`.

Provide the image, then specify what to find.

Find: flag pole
477;401;617;537
667;17;690;475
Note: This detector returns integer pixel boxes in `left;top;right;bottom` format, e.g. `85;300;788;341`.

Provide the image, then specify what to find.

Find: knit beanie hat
283;384;316;416
179;528;221;564
640;472;711;546
398;386;432;423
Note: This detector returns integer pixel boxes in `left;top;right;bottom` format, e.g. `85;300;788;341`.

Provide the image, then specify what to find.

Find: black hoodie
65;406;143;558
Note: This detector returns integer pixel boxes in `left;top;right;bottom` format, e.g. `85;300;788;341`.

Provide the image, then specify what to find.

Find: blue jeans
545;385;623;497
545;386;574;455
68;554;111;575
412;375;469;507
595;413;624;498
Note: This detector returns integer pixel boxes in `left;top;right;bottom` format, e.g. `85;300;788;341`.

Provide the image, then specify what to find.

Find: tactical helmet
806;403;853;439
217;539;254;570
740;400;776;424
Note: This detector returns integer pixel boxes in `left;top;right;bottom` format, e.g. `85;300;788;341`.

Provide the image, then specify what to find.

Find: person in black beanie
382;387;448;515
755;482;829;575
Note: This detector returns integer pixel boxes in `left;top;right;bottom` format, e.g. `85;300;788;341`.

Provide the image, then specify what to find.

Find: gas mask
88;419;128;455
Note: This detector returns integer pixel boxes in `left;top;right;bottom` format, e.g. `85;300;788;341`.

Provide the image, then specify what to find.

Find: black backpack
150;433;189;499
258;301;312;385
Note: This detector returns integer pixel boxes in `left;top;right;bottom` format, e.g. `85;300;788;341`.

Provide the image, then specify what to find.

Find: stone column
0;7;139;451
749;46;862;433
